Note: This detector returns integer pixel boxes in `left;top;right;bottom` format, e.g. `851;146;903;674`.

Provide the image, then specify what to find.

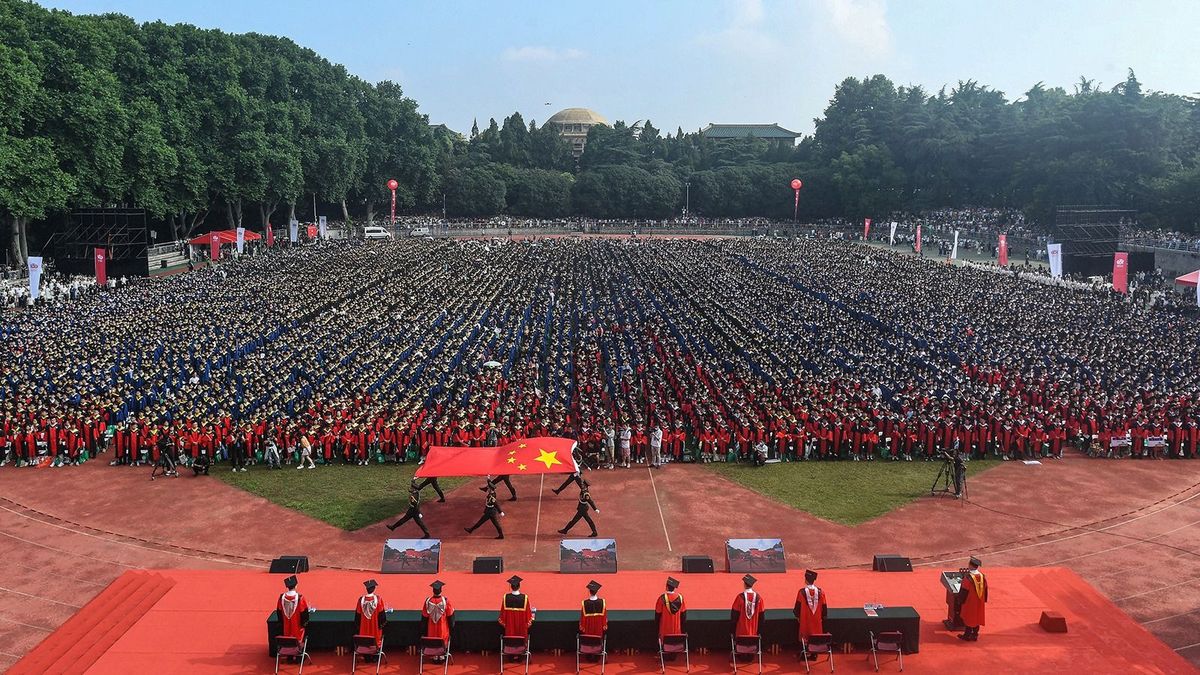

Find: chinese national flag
415;437;578;478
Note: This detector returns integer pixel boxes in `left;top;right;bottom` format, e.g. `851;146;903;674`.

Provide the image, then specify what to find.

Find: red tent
1174;270;1200;287
187;229;262;246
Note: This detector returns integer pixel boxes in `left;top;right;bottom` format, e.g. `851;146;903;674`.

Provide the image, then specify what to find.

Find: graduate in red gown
730;574;763;637
794;569;828;649
275;575;310;651
499;575;534;639
956;557;988;641
422;580;454;662
354;579;387;647
579;580;607;637
655;576;687;652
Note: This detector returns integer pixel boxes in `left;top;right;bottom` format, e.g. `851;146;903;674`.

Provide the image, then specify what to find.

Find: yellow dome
546;108;608;126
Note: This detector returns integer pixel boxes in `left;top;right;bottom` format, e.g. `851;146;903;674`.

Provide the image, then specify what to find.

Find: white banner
289;219;299;243
318;215;327;239
951;230;960;260
888;221;897;245
1196;275;1199;307
1047;243;1063;279
235;227;246;254
28;256;43;301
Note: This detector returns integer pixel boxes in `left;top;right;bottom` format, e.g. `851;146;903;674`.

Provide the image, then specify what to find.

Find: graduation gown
793;586;828;640
655;591;686;638
277;591;309;641
731;590;763;637
579;597;607;636
956;570;988;627
500;592;533;638
354;593;386;646
422;595;454;644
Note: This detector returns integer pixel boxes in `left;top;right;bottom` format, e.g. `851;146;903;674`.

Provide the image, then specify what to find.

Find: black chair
576;633;606;674
658;634;690;673
730;635;762;674
350;634;386;673
802;633;835;673
273;635;310;675
870;630;904;671
500;635;530;674
417;636;451;674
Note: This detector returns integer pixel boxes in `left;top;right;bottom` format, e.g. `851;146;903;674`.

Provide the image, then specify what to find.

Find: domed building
546;107;608;158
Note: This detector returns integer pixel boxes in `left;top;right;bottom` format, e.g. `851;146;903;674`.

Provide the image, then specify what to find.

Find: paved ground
1;455;1197;671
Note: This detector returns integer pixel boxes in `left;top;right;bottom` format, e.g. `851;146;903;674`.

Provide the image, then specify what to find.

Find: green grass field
216;464;466;531
704;459;997;525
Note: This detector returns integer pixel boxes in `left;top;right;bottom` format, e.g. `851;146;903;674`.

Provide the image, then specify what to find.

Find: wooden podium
941;570;964;630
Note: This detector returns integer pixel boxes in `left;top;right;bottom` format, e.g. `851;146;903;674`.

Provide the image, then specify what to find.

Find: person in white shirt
618;425;632;468
649;424;663;468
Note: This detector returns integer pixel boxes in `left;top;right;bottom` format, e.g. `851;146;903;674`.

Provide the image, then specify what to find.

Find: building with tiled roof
700;123;800;146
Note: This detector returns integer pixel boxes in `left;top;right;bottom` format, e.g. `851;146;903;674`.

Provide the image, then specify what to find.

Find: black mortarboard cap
742;574;757;586
430;580;445;592
969;556;982;567
507;575;523;586
805;569;818;582
586;580;602;593
284;575;297;589
364;579;377;591
666;576;679;590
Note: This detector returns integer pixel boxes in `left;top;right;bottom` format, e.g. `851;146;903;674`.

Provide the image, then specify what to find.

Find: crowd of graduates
2;234;1199;472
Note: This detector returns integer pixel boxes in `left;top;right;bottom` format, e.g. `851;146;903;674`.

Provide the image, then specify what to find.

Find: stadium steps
8;570;176;675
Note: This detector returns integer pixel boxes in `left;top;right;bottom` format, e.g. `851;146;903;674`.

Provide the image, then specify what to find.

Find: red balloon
387;179;399;191
790;178;802;190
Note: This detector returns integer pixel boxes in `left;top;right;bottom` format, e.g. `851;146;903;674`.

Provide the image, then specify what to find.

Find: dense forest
2;0;1198;264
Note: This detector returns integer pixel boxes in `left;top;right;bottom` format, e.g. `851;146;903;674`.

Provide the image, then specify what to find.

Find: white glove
595;509;600;513
500;512;506;517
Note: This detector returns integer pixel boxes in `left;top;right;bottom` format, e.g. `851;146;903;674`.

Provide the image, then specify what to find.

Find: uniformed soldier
386;487;430;537
480;474;518;501
412;476;446;502
466;482;505;539
557;479;599;537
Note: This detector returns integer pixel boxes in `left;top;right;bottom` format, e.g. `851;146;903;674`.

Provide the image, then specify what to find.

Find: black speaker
872;554;912;572
473;556;503;574
682;555;714;573
269;555;310;574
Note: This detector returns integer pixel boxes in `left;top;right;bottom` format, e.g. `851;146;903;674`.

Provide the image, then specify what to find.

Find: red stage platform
11;567;1192;674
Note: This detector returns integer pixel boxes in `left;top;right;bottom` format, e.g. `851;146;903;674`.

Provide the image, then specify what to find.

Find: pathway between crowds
0;457;1197;670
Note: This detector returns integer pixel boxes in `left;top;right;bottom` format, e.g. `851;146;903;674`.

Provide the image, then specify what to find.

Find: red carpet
12;567;1192;674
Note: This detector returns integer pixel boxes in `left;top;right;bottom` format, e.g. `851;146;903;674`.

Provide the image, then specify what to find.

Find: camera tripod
930;455;967;500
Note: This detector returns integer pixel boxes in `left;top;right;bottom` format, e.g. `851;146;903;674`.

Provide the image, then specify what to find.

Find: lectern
940;570;964;630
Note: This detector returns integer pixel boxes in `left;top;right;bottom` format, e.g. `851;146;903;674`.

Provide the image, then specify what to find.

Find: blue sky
41;0;1200;136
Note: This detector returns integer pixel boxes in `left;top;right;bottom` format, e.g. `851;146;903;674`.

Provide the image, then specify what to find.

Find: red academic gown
422;595;454;644
277;591;310;642
579;597;607;636
655;591;687;638
793;585;828;640
731;590;763;636
957;570;988;627
500;592;534;638
355;593;386;646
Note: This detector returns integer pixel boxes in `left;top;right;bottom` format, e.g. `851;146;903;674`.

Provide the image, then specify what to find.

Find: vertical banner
94;248;107;286
235;227;246;255
998;234;1008;266
888;221;897;245
1112;252;1128;294
863;218;871;240
318;215;327;239
951;230;960;260
28;256;44;300
266;223;274;247
915;224;922;253
209;232;220;261
1196;274;1200;307
1047;243;1063;279
289;219;299;243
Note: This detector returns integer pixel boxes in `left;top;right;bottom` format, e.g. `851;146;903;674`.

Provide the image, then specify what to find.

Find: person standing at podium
956;557;988;641
731;574;764;637
354;579;387;647
794;569;828;649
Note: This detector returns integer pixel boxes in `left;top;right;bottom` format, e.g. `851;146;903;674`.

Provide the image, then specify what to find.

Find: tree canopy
2;0;1198;265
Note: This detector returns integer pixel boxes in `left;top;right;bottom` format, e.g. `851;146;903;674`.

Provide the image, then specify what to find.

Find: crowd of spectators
3;234;1199;471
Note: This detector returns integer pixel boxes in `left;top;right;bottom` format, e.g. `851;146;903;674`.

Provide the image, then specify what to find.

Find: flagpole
533;474;545;552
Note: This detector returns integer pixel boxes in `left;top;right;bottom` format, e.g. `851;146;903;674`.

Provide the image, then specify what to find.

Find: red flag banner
1113;252;1129;294
209;232;220;261
266;223;274;247
863;218;871;240
94;247;107;286
915;224;922;253
415;437;578;478
998;234;1008;266
306;224;318;239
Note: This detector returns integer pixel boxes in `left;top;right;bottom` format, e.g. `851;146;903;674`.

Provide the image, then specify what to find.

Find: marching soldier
557;479;599;537
465;481;505;539
386;486;431;538
956;557;988;641
480;474;518;501
413;476;447;502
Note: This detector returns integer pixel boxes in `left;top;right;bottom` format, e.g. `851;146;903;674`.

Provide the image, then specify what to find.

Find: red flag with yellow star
414;437;578;478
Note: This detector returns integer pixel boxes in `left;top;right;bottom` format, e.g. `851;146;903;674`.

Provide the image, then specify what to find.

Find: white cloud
818;0;892;56
697;0;780;59
501;46;587;64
